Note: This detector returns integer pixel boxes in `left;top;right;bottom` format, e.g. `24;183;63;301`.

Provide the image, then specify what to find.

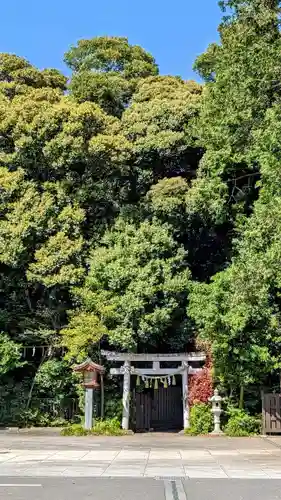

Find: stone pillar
182;362;189;429
121;360;131;430
84;388;93;430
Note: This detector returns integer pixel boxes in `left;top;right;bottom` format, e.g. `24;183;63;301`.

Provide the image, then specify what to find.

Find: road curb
0;427;62;435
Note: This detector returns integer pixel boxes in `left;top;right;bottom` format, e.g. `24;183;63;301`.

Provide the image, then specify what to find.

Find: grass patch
61;417;127;436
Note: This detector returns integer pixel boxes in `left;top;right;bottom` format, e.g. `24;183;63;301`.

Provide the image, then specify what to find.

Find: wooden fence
0;398;81;427
262;393;281;434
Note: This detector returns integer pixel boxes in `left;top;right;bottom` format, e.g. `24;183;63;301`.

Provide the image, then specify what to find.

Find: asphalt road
1;478;281;500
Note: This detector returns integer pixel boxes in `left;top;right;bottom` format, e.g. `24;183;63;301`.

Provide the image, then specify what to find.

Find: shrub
188;361;213;406
61;417;125;436
61;424;88;436
224;407;261;437
92;417;124;435
104;398;123;421
185;402;213;435
19;409;51;427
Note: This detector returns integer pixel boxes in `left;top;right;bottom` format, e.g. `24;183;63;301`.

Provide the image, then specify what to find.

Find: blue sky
1;0;221;80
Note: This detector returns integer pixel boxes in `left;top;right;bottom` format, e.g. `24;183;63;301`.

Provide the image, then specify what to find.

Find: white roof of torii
101;351;206;362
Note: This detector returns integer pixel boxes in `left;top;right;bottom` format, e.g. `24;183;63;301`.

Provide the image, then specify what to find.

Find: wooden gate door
135;391;151;431
151;386;183;430
262;393;281;434
135;386;182;431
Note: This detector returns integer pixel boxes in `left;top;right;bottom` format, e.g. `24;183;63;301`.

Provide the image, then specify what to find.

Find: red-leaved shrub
188;358;213;407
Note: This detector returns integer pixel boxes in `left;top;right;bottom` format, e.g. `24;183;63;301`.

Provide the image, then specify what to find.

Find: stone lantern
73;358;105;430
209;388;223;434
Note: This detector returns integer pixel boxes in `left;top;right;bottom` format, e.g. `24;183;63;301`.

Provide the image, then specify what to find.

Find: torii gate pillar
122;360;131;430
182;362;189;429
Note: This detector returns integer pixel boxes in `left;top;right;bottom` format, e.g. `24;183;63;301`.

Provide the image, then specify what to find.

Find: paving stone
209;450;240;456
182;461;218;468
80;450;118;461
262;468;281;474
7;455;50;462
147;460;183;466
103;469;144;477
7;465;69;476
241;449;271;455
265;473;281;478
185;467;227;478
144;468;184;477
149;451;181;460
0;453;17;464
225;469;270;478
62;467;106;476
180;450;211;457
45;451;89;460
114;450;149;460
180;452;214;461
0;467;29;476
218;460;252;467
23;468;67;476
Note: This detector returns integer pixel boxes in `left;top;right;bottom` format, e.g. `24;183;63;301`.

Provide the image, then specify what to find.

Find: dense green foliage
2;1;281;422
185;402;213;435
62;218;191;356
189;0;281;407
224;407;261;437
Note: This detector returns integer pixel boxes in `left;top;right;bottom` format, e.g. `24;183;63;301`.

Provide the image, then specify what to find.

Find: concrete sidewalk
0;434;281;478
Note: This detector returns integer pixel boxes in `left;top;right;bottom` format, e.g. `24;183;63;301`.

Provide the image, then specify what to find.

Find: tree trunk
26;351;46;411
239;385;244;409
100;374;104;420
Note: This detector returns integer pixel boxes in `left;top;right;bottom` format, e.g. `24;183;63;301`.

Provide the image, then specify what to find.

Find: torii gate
101;351;205;430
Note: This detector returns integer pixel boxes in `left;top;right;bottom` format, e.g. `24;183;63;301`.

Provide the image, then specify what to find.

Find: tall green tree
66;37;158;116
64;36;158;76
0;53;66;99
62;218;192;356
192;0;281;222
189;0;281;405
0;57;131;370
121;76;202;197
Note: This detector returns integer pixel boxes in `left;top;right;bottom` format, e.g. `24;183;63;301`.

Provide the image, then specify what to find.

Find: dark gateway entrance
135;385;183;431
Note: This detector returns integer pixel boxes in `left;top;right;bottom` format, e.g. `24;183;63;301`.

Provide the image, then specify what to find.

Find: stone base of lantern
210;429;224;435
